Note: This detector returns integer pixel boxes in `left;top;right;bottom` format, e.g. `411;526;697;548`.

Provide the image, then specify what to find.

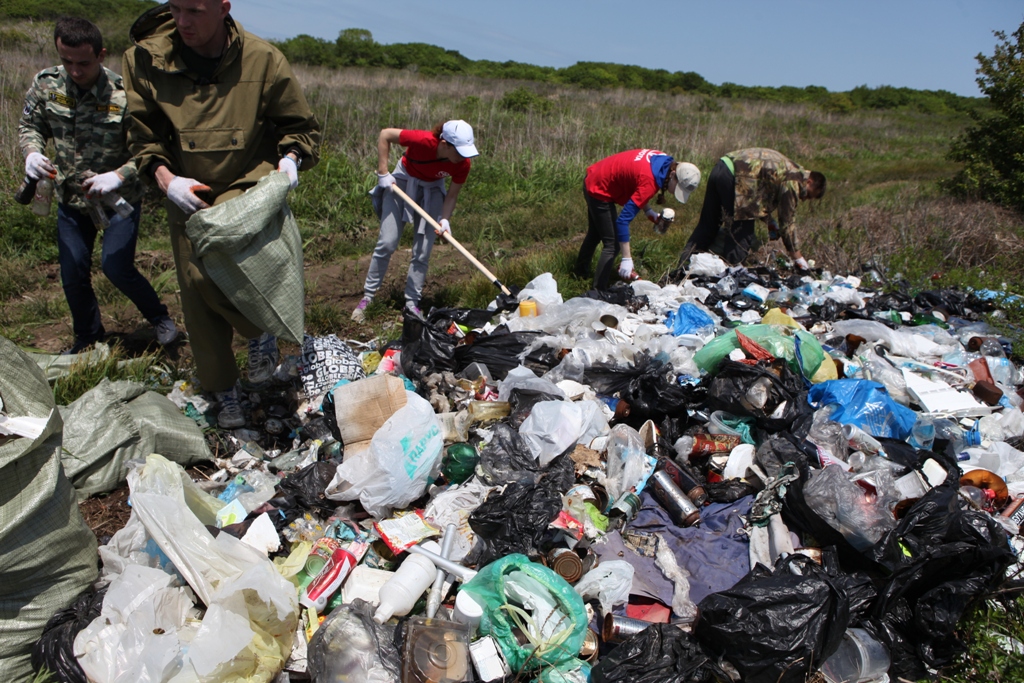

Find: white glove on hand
26;152;56;181
437;218;451;235
645;208;659;223
82;171;123;197
278;156;299;189
377;172;396;189
167;176;211;216
794;256;810;271
618;258;635;280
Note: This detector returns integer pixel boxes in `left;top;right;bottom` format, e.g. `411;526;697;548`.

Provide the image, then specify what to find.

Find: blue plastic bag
665;303;715;336
807;379;916;440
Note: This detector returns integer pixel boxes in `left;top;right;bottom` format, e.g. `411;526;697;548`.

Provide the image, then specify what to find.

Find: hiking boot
215;387;245;429
153;316;180;346
62;335;103;356
247;333;279;385
351;296;370;323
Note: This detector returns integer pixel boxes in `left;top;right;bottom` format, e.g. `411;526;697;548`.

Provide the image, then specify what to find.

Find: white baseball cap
441;120;479;158
673;162;701;203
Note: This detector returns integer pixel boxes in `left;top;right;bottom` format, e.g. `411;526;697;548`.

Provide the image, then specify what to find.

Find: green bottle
442;443;479;484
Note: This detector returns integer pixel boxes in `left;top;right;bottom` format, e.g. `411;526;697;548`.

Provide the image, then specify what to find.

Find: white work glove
618;257;635;280
26;152;56;180
437;218;451;235
167;175;211;216
644;208;659;223
377;172;395;189
82;171;123;197
794;256;810;271
278;156;299;189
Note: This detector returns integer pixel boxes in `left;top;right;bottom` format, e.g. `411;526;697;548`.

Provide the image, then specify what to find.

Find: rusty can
602;614;653;644
651;470;700;527
579;629;600;661
362;539;399;571
690;433;741;456
565;484;599;509
548;547;584;584
659;459;709;507
589;484;611;514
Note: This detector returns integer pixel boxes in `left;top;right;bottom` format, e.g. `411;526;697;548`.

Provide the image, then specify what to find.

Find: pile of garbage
24;253;1024;683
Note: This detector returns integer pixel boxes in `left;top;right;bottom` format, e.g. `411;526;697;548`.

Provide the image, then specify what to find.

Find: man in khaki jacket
123;0;319;427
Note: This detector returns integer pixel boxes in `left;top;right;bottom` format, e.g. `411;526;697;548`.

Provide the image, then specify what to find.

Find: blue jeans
56;202;168;343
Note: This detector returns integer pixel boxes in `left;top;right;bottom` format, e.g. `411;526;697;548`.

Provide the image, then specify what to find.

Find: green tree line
279;28;981;115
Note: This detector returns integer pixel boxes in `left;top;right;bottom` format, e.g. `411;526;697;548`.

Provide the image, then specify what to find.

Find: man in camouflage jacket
679;148;826;269
19;17;178;354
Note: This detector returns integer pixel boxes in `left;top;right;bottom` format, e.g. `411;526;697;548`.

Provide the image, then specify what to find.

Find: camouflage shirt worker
19;65;140;210
727;147;811;255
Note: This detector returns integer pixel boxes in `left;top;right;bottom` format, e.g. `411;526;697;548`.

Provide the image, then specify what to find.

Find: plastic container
300;546;357;613
519;299;538;317
467;401;510;425
402;616;472;682
374;540;441;623
31;177;53;216
820;627;890;683
452;589;484;627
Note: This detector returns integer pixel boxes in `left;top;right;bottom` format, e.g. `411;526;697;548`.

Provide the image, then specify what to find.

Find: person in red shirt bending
574;149;701;290
352;120;479;322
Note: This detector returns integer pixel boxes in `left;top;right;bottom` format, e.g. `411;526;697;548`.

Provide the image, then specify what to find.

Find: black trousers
682;159;756;266
575;184;619;290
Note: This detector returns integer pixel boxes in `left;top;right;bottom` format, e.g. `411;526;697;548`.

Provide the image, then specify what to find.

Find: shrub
499;87;550;113
944;20;1024;211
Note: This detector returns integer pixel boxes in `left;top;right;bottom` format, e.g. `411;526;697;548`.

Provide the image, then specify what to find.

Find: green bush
944;20;1024;211
499;87;550;113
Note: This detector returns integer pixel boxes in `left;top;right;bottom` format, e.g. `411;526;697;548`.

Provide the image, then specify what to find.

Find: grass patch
51;343;169;405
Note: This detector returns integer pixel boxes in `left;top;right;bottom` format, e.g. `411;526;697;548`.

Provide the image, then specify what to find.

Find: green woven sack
186;172;304;342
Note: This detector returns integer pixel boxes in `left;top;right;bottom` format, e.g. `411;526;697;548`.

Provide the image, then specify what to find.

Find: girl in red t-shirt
352;119;478;321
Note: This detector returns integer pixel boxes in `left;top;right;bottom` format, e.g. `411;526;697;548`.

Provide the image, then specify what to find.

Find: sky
232;1;1023;97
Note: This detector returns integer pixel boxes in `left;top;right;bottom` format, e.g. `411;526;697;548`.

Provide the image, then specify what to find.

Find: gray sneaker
247;333;279;384
215;387;245;428
153;316;180;345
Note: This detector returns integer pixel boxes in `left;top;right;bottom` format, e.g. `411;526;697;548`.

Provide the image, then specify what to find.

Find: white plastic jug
373;540;441;623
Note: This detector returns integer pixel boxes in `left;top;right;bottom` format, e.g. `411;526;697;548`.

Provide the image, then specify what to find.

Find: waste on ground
11;255;1024;683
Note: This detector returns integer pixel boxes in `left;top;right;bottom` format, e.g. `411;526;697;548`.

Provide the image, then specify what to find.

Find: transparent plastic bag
574;561;634;615
325;391;443;517
803;464;896;551
307;599;399;683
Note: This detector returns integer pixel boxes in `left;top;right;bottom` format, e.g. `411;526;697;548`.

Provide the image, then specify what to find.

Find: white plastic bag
574;561;634;615
686;253;728;277
325;391;443;517
520;401;584;466
517;272;563;315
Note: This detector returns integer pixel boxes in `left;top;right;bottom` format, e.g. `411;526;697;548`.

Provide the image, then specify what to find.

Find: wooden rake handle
389;184;512;296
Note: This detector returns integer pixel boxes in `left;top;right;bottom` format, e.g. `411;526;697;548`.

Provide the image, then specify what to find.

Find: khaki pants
167;190;262;393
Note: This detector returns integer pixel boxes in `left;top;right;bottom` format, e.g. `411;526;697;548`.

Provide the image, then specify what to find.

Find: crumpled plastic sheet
74;454;299;683
307;599;399;683
574;561;634;615
519;399;609;466
423;477;494;562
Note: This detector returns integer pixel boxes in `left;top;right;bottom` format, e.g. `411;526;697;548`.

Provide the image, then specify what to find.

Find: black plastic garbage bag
31;588;105;683
453;329;555;380
707;359;810;432
583;286;650;313
271;460;339;522
508;387;565;429
591;624;726;683
478;422;542;486
696;553;852;683
400;308;459;380
585;353;707;426
869;480;1014;671
468;480;563;566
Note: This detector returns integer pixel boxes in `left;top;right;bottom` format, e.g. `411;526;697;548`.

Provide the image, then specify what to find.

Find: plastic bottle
374;540;441;623
909;415;935;451
88;201;111;229
104;193;134;218
820;628;890;683
932;418;966;457
467;400;510;425
31;177;53;216
14;176;38;205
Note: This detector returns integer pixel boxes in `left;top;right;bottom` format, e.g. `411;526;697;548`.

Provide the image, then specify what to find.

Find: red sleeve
629;175;658;210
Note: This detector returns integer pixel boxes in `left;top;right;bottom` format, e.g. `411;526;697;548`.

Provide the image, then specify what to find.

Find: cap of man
169;0;231;57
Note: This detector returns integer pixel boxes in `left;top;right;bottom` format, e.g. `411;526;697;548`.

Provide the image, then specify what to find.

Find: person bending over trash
18;17;179;354
123;0;320;428
352;120;479;322
678;147;826;271
574;149;701;290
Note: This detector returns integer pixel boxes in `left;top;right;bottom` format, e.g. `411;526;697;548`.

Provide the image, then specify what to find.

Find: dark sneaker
153;316;180;345
215;387;245;428
247;333;279;385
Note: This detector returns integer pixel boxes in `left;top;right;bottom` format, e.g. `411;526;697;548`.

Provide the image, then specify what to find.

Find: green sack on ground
186;171;305;343
694;323;826;381
0;336;98;680
461;554;588;674
60;379;212;498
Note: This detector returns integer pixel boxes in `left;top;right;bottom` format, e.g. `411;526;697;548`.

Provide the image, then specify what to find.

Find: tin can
589;484;611;514
548;547;584;583
608;491;641;529
598;395;631;422
651;470;700;527
659;459;709;507
689;433;741;457
1001;496;1024;530
602;614;653;644
579;629;600;661
565;484;598;509
362;538;399;571
305;537;341;576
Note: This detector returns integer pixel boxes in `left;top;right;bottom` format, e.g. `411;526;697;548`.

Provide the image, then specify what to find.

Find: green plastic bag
694;323;826;380
461;554;588;673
